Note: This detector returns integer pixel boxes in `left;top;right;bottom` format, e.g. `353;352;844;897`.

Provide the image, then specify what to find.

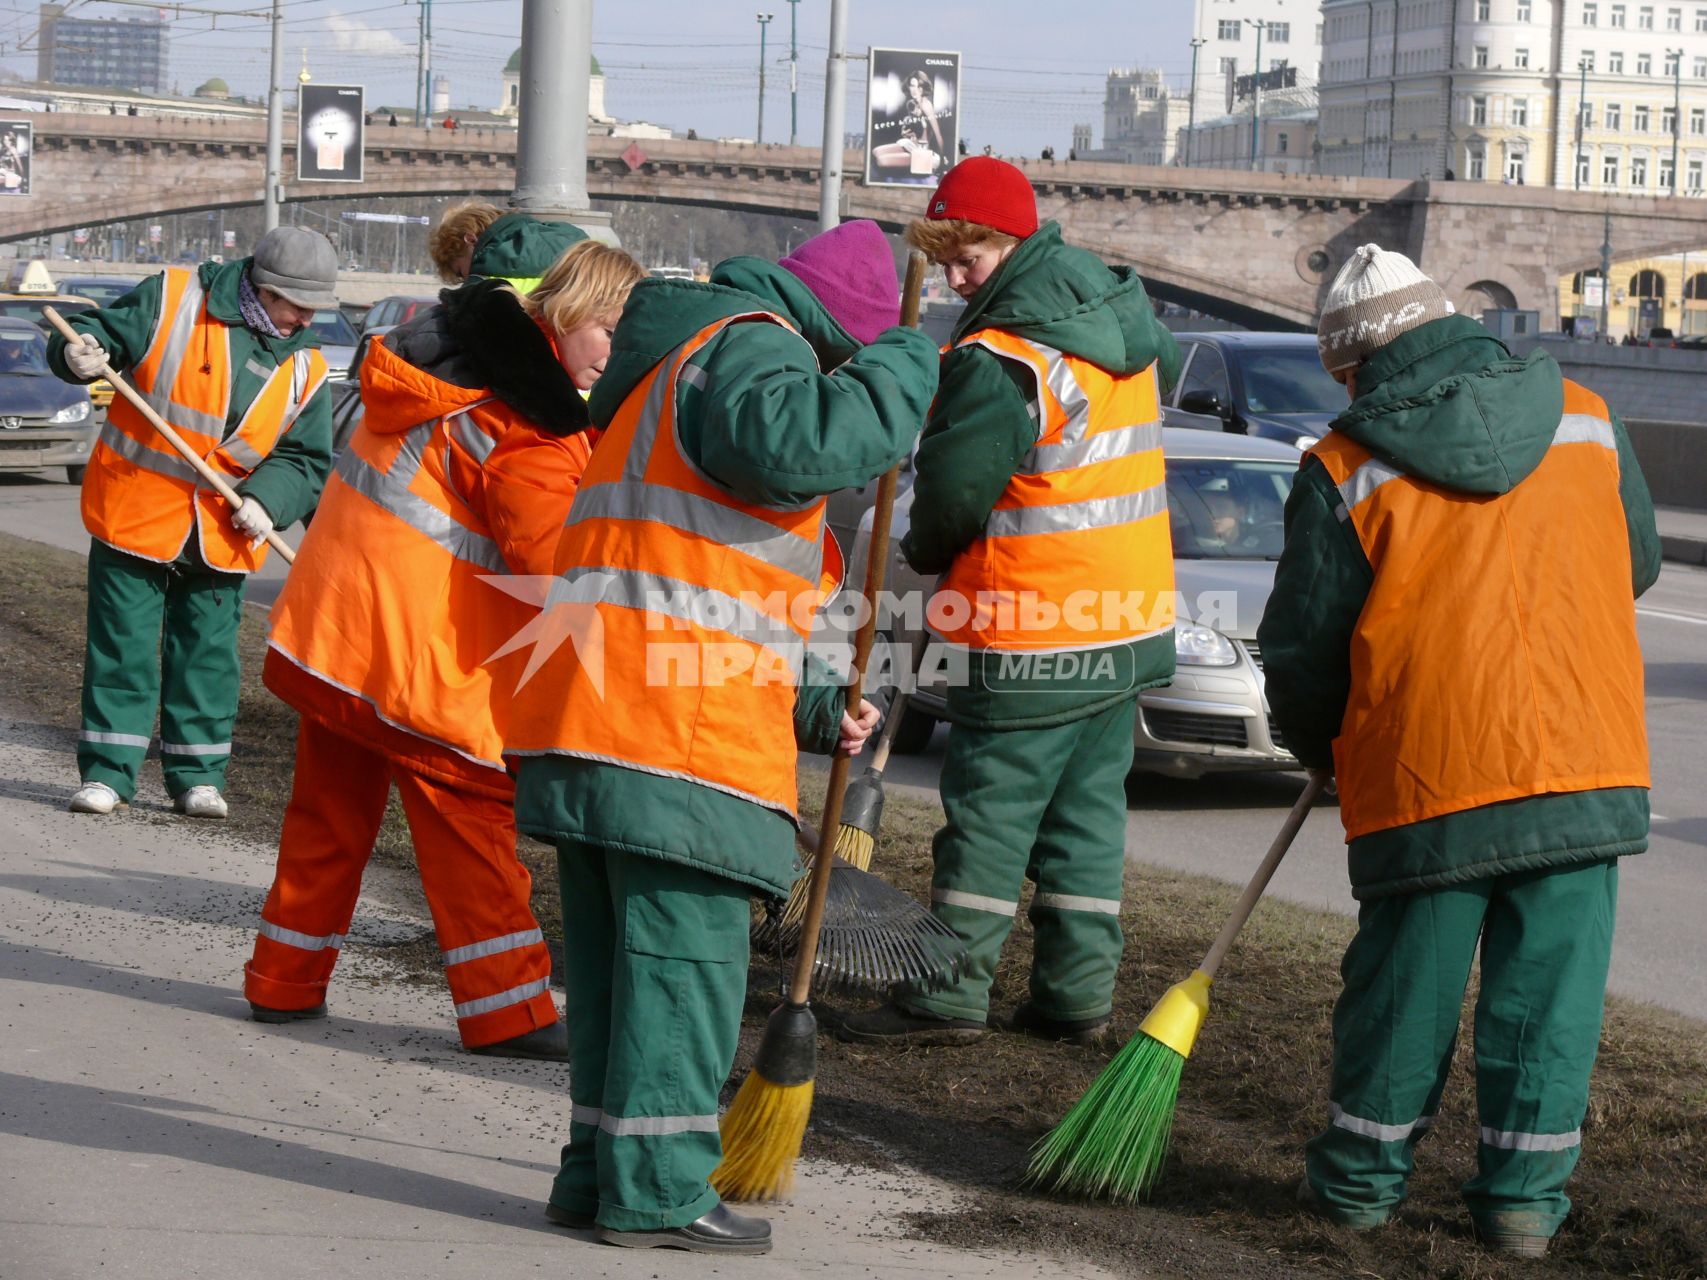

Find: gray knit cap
250;227;339;311
1317;244;1455;374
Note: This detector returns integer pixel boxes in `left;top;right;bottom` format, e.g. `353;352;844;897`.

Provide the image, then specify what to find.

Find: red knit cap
924;157;1039;239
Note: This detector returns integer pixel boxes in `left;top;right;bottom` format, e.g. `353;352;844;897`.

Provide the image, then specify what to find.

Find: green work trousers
549;839;751;1231
904;698;1136;1025
78;539;245;800
1305;859;1619;1239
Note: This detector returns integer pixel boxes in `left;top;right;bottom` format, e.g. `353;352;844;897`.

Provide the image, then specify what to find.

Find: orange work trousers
244;715;558;1048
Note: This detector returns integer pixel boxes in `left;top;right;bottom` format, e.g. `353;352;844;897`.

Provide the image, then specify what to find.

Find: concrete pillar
513;0;613;241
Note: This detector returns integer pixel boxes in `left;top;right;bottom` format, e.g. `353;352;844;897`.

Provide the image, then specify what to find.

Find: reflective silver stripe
453;976;551;1020
1025;420;1162;475
134;393;227;441
79;729;151;748
984;483;1167;538
160;741;231;757
598;1112;721;1138
280;361;328;434
571;1104;603;1126
135;272;230;441
564;481;824;586
1336;456;1405;513
335;442;508;574
99;420;201;483
552;565;805;677
1333;503;1351;524
257;919;346;952
678;362;708;391
1032;892;1122;915
221;437;266;471
1553;412;1616;450
1329;1102;1435;1143
449;408;497;464
290;350;312;405
1479;1125;1581;1152
932;887;1019;917
441;927;545;967
244;356;273;381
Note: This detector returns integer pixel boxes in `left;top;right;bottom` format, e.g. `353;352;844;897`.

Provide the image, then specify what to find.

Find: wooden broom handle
44;305;298;565
787;251;928;1004
1198;770;1330;980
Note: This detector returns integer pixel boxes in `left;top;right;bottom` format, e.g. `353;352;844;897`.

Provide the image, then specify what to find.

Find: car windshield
1237;345;1346;415
1166;457;1297;560
64;281;140;306
0;327;53;375
0;298;94;329
309;310;358;346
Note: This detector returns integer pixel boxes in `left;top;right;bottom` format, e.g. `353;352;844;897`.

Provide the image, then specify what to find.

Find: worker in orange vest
245;242;646;1059
1260;245;1662;1256
48;228;336;820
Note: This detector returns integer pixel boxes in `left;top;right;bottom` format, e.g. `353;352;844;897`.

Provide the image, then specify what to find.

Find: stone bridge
6;113;1707;328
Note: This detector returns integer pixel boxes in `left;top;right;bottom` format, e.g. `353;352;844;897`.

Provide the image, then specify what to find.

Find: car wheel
65;464;86;485
888;702;938;755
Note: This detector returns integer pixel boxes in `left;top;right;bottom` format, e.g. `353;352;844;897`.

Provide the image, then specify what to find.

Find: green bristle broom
1026;771;1329;1202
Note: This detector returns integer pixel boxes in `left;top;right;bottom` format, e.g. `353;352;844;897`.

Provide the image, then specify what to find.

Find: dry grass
4;529;1703;1279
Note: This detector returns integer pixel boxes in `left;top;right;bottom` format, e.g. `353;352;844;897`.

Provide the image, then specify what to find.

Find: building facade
1177;101;1320;171
1190;0;1326;126
35;3;169;96
1319;0;1707;193
1082;68;1194;165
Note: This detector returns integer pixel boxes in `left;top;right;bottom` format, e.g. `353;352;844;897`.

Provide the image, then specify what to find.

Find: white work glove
229;497;274;548
65;339;109;380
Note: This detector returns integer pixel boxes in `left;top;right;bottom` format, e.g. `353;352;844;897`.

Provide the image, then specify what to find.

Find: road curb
1661;533;1707;567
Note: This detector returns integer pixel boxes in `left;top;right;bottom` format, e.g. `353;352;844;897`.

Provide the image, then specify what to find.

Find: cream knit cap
1317;244;1455;373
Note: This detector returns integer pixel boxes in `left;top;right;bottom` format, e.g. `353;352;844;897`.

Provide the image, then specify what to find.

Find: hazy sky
0;1;1199;156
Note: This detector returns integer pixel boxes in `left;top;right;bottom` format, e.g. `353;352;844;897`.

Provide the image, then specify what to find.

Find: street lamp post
818;0;848;230
1186;37;1206;167
1670;47;1683;195
786;0;800;146
513;0;610;240
756;13;775;144
1245;18;1267;172
1575;57;1588;191
263;0;283;232
1600;211;1613;338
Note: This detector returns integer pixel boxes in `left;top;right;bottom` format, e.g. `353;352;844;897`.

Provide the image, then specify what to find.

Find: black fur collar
440;280;591;436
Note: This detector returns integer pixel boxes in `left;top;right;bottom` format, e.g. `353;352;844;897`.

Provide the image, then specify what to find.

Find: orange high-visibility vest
929;328;1175;651
267;389;592;772
1309;379;1649;841
504;312;840;819
80;266;328;573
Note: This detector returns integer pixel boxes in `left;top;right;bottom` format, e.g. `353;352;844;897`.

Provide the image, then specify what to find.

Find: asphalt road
4;470;1705;1019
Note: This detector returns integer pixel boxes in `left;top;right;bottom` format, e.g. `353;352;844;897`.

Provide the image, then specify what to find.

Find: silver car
842;428;1304;776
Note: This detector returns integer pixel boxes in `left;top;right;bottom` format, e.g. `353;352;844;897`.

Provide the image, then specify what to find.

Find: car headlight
1175;623;1238;666
1291;435;1314;451
51;400;91;423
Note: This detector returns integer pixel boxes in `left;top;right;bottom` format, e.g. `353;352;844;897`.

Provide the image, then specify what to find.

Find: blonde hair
905;217;1020;262
429;200;502;282
522;241;646;336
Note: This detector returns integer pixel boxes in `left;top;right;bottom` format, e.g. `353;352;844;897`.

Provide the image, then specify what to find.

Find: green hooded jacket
1257;314;1662;900
468;212;587;293
900;221;1184;730
47;258;333;571
514;255;941;896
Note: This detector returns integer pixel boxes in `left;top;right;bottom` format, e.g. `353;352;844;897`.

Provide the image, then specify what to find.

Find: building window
1473;95;1490;124
1581;100;1597;128
1637;52;1653;74
1518;0;1533;17
1695;56;1707;75
1698;7;1707;29
1515;47;1531;68
1610;51;1625;72
1633;154;1650;182
1607;102;1624;128
1579;154;1594;184
1583;50;1597;71
1469;147;1487;179
1636;103;1652;129
1585;0;1600;21
1604;152;1622;182
1669;5;1684;27
1476;45;1490;67
1690;157;1704;187
1506;151;1528;182
1218;19;1241;39
1278;131;1289;153
1692;106;1706;131
1664;105;1678;132
1612;2;1627;23
1512;98;1530;125
1640;4;1655;26
1477;0;1490;16
1269;21;1290;42
1661;157;1677;186
1667;50;1683;75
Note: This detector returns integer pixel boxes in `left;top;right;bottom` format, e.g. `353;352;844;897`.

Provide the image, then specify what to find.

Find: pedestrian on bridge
246;240;646;1059
1259;244;1662;1257
842;156;1182;1048
48;227;336;820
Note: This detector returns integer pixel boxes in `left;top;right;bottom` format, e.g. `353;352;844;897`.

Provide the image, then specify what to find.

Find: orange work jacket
1310;379;1649;841
80;266;327;573
504;312;839;820
930;328;1175;651
267;336;594;772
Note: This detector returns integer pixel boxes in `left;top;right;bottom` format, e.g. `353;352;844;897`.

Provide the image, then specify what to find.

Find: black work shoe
836;1001;986;1045
543;1202;596;1230
467;1022;569;1062
599;1202;772;1255
249;1001;327;1024
1473;1215;1553;1258
1007;1000;1112;1046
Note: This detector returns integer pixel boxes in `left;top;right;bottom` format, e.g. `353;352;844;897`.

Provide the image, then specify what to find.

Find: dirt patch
4;530;1704;1280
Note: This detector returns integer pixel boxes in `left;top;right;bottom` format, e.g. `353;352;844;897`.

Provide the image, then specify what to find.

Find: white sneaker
68;780;124;814
173;785;229;819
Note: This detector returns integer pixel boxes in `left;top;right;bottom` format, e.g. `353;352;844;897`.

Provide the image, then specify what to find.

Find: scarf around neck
238;269;288;339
